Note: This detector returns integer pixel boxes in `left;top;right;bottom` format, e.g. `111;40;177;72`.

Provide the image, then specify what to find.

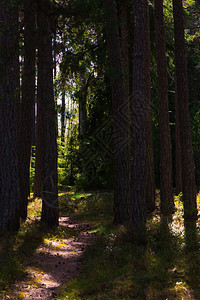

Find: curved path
11;217;96;299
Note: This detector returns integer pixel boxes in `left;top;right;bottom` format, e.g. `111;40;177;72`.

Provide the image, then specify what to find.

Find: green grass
56;193;200;300
0;195;78;298
1;191;200;299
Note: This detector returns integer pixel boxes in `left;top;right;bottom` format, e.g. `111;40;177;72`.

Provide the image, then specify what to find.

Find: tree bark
79;75;87;140
0;2;20;231
103;0;131;223
144;2;155;213
175;73;182;195
154;0;174;214
120;0;129;96
131;0;149;229
172;0;197;220
61;87;66;144
18;2;36;219
36;0;59;226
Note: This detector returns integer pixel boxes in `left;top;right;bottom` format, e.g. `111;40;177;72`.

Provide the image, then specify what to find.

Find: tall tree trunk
130;0;149;229
31;103;36;166
119;1;132;182
172;0;197;220
0;2;20;231
175;73;182;195
37;0;59;226
61;88;66;144
18;2;36;219
103;0;131;223
34;78;44;197
154;0;174;214
120;0;129;96
79;75;87;140
144;2;155;213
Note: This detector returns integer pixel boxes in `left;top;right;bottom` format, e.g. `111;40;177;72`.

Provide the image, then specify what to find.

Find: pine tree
18;1;36;219
130;0;149;229
144;1;155;213
154;0;174;214
173;0;197;220
36;0;59;226
0;1;20;231
103;0;131;223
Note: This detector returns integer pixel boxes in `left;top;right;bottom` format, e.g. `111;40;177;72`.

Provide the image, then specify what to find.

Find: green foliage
59;191;113;223
57;141;72;189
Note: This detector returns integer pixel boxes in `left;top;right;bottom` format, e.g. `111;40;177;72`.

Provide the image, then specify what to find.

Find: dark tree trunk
103;0;131;223
175;73;182;195
18;2;36;219
130;0;148;229
79;76;87;140
119;1;132;178
144;3;155;213
34;81;44;197
34;4;44;198
0;3;20;231
172;0;197;220
31;104;36;166
36;0;59;226
120;0;129;96
195;0;200;7
154;0;174;214
61;89;66;144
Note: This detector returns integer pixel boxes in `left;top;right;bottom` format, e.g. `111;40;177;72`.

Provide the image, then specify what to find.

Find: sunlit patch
174;281;193;299
17;291;30;299
36;238;69;253
27;198;42;218
24;266;61;290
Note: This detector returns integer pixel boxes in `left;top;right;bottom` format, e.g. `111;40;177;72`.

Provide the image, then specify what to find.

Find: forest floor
0;192;100;300
1;191;200;299
10;216;97;299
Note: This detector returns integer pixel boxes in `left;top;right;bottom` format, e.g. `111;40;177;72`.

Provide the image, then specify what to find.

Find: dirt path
10;217;96;300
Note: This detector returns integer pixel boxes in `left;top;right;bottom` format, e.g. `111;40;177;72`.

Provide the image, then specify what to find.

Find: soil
10;217;97;300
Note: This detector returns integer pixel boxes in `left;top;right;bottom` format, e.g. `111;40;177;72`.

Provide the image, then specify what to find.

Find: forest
0;0;200;298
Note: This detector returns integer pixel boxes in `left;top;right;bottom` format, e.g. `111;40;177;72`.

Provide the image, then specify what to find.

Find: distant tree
173;0;197;220
154;0;174;214
61;77;66;144
78;74;88;140
103;0;131;223
18;1;36;219
0;2;20;230
36;0;59;226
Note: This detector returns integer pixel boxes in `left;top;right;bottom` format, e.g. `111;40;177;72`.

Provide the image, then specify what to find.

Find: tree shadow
0;218;78;295
0;220;48;291
125;216;178;299
184;219;200;299
143;216;179;299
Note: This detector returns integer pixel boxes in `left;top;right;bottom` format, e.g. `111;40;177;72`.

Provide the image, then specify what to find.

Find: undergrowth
1;192;200;299
56;193;200;300
0;195;77;298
